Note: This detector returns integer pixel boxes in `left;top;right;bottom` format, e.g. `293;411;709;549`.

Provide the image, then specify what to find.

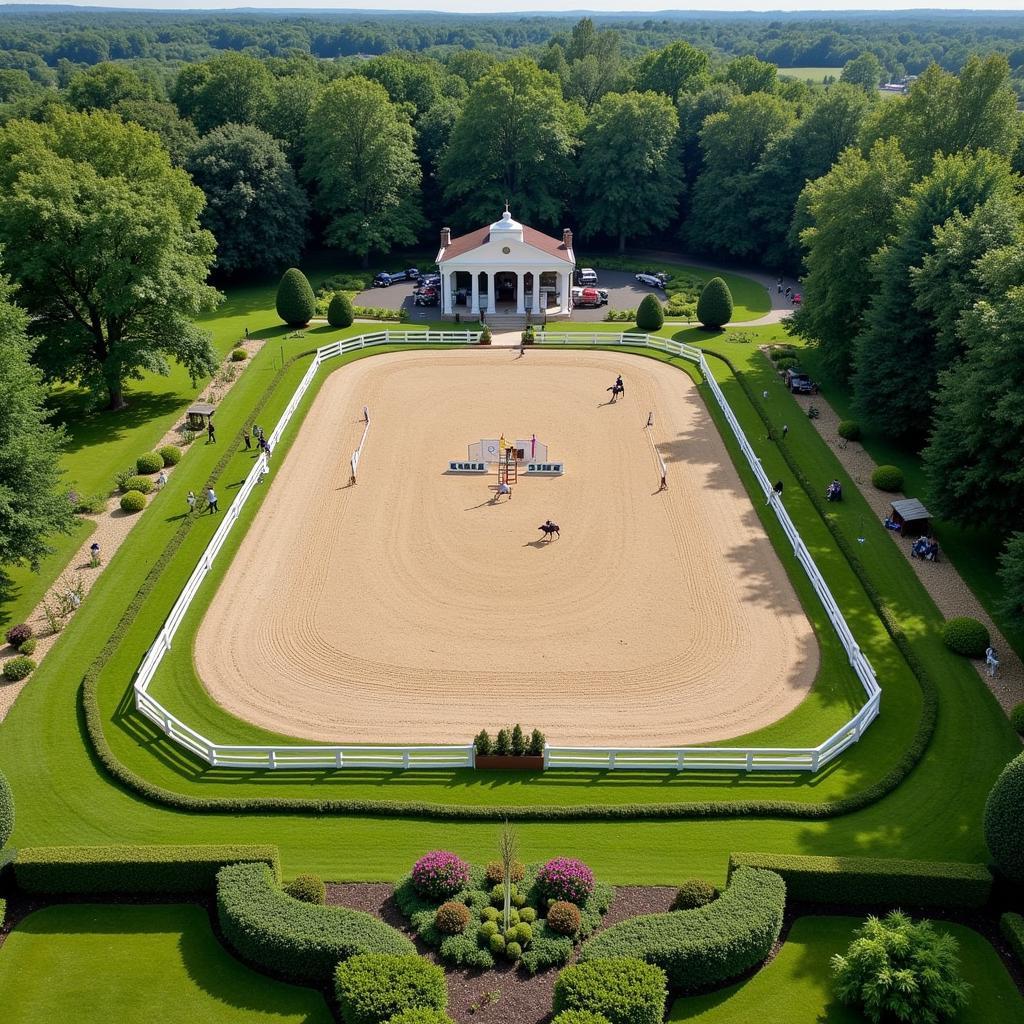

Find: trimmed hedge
276;268;316;327
159;445;183;466
727;853;992;909
136;452;164;475
328;292;355;329
15;845;279;894
1011;702;1024;736
119;490;147;513
231;347;248;362
871;464;904;492
1000;913;1024;967
837;420;861;441
2;655;35;681
550;1013;612;1024
335;953;446;1024
121;475;154;495
217;862;413;985
284;873;326;905
554;958;667;1024
635;295;664;332
671;879;718;910
984;752;1024;883
941;617;990;658
0;768;13;849
388;1011;456;1024
580;867;785;993
695;277;733;330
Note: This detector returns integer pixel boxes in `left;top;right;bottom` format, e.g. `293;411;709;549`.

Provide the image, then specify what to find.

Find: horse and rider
606;375;625;403
538;519;560;541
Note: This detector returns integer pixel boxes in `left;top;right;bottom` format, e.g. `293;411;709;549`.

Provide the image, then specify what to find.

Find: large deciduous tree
187;123;308;276
66;61;155;111
172;53;276;135
440;59;581;228
578;91;682;252
840;53;885;93
0;272;75;570
634;41;709;100
0;109;220;410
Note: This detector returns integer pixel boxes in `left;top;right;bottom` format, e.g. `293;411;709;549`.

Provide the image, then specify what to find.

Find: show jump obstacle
448;436;564;477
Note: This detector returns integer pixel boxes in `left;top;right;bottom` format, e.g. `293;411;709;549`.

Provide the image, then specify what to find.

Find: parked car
415;273;440;292
373;268;420;287
635;271;668;288
789;373;818;395
791;292;802;305
414;289;439;306
575;267;599;286
572;287;606;308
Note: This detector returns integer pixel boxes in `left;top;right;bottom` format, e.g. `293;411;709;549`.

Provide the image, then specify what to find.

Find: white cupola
489;206;524;243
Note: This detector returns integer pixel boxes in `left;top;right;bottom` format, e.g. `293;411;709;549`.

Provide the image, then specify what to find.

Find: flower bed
394;856;613;974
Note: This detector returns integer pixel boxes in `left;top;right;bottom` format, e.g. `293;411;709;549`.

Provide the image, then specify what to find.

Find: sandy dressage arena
195;349;819;747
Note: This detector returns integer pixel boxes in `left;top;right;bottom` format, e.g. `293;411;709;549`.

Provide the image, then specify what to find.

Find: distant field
777;67;843;82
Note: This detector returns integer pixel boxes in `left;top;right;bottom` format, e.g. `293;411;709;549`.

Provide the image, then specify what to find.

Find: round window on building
502;246;511;254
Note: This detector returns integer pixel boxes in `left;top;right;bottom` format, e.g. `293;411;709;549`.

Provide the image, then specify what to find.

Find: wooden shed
889;498;931;537
186;402;215;430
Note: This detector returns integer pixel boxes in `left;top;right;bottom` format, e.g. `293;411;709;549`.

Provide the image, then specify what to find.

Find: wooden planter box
475;754;544;771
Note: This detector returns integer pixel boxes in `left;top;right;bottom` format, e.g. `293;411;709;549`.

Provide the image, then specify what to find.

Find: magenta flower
411;850;470;901
537;857;595;904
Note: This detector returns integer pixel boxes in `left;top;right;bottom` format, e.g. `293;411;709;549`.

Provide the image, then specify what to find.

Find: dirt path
196;348;818;747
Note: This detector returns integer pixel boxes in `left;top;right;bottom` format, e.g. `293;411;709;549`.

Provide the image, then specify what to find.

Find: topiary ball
231;347;248;362
546;900;582;936
837;420;861;441
136;451;163;475
434;900;471;935
506;940;522;960
515;922;532;944
122;475;154;495
284;873;326;904
636;293;665;332
489;932;506;954
5;623;32;650
478;921;498;940
328;291;355;329
3;655;35;682
0;767;13;848
671;879;719;910
159;445;182;467
120;490;147;514
985;752;1024;882
480;906;499;923
871;465;904;492
1010;703;1024;736
276;267;316;327
519;906;537;924
696;276;734;330
941;617;990;658
485;859;525;885
335;954;447;1024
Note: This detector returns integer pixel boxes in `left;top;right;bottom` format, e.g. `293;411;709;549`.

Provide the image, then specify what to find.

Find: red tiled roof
439;224;574;264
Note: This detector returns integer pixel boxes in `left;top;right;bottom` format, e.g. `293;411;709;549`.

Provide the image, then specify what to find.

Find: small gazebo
889;498;931;537
186;402;215;430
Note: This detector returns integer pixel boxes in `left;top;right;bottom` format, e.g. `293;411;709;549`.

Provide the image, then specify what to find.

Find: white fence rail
132;328;880;773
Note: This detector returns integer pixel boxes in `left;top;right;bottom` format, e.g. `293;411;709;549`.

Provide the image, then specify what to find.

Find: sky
6;0;1023;11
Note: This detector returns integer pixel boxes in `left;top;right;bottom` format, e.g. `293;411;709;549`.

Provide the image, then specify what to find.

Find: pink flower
537;857;594;904
411;850;470;901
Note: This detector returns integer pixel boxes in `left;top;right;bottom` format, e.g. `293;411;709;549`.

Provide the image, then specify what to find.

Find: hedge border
1000;913;1024;967
727;852;992;909
77;343;927;822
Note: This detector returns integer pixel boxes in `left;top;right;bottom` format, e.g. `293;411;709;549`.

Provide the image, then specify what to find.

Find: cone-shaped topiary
0;767;13;848
276;268;316;327
636;294;664;332
985;751;1024;882
328;292;355;329
696;277;733;330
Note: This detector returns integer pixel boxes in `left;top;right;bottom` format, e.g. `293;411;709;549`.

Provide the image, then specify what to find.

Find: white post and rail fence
132;329;880;773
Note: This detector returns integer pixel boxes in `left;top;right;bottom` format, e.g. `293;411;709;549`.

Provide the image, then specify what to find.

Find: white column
532;271;542;315
446;271;455;316
487;271;496;315
470;271;480;315
515;271;526;315
559;271;570;313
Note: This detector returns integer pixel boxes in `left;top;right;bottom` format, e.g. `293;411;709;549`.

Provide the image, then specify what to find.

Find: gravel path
786;379;1024;716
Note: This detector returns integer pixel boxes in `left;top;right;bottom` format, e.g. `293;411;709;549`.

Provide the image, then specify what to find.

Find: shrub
520;906;538;924
494;728;511;755
635;294;664;332
775;357;798;372
511;723;527;756
547;901;582;936
871;464;904;492
5;623;32;650
1011;703;1024;736
284;873;326;905
554;958;667;1024
550;1012;612;1024
489;932;505;954
276;267;316;326
831;911;970;1023
434;901;471;935
3;656;34;681
479;325;492;345
480;906;499;923
984;751;1024;883
507;940;523;959
727;853;991;909
335;953;447;1024
581;867;785;993
136;451;164;475
16;844;279;894
940;617;990;658
515;922;533;944
473;730;492;755
485;859;525;884
479;921;498;939
671;880;719;910
387;1011;456;1024
19;637;36;656
328;292;355;329
997;532;1024;622
1000;913;1024;967
837;420;861;441
696;277;733;330
231;347;248;362
0;768;13;849
72;491;108;514
490;883;521;908
529;728;545;756
218;863;412;986
120;490;146;513
411;851;470;901
121;475;154;494
538;858;595;904
159;445;182;466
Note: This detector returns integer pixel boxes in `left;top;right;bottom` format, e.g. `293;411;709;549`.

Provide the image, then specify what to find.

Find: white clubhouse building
436;208;576;320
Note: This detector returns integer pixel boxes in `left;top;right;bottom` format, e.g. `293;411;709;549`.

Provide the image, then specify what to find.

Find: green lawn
0;903;332;1024
670;916;1024;1023
777;67;843;82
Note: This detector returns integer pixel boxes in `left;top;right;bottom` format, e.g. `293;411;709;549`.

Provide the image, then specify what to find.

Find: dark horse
606;382;625;403
538;520;560;541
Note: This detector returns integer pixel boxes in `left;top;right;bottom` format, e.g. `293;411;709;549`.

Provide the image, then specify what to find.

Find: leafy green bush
529;728;546;756
774;357;798;372
581;867;784;993
554;958;667;1024
71;491;108;514
837;420;861;441
489;932;505;954
984;751;1024;883
15;845;279;894
19;637;36;656
435;901;471;935
230;347;248;362
696;277;733;330
3;655;34;681
671;880;719;910
940;617;990;658
478;921;498;940
218;862;413;986
473;730;492;755
997;532;1024;621
551;1013;611;1024
507;940;522;959
158;445;182;467
511;723;526;756
136;451;163;475
831;911;970;1023
485;860;524;884
871;464;904;492
119;490;146;513
520;907;537;924
121;475;154;494
276;267;316;326
999;912;1024;967
0;768;13;848
636;294;664;332
494;728;510;755
727;853;991;909
387;1011;456;1024
1011;703;1024;736
328;292;355;329
284;873;326;904
547;901;582;936
335;953;447;1024
5;623;32;649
